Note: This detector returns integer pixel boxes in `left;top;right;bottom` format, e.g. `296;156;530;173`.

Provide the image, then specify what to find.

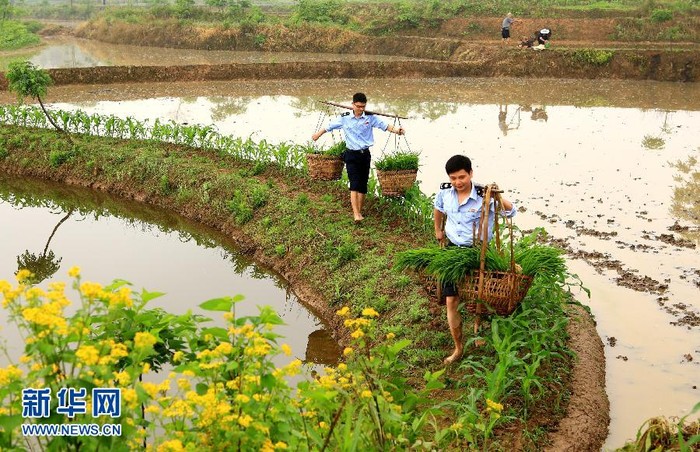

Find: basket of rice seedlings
375;150;420;197
305;141;345;181
396;186;566;315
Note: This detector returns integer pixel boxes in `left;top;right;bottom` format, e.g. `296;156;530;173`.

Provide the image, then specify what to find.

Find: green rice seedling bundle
515;245;566;279
395;237;566;283
325;141;346;157
394;246;444;272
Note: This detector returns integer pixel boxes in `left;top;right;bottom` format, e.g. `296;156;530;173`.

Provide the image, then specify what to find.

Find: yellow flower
361;307;379;317
486;398;503;413
237;414;253;428
449;422;463;431
343;347;353;356
134;332;158;350
67;266;81;278
386;333;396;340
177;378;191;391
15;269;33;283
351;329;364;339
336;306;350;317
173;351;184;362
281;343;292;356
109;343;129;359
361;390;372;399
157;439;185;452
0;365;23;386
113;371;131;386
235;394;250;404
319;421;328;429
274;442;288;450
75;345;100;366
79;281;104;299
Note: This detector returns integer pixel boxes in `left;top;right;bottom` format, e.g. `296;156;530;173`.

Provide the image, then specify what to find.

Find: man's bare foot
443;349;463;364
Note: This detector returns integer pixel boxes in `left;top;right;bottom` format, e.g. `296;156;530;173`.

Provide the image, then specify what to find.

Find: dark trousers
343;149;371;194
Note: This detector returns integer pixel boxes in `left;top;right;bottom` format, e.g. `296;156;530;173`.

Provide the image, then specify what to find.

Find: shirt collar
449;183;478;205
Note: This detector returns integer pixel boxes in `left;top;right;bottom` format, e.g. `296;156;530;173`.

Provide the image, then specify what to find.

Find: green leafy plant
304;140;346;157
650;9;673;22
572;49;614;66
375;151;420;171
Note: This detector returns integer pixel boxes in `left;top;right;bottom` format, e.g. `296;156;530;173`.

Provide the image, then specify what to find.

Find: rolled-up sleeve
327;116;343;132
434;190;446;213
370;115;388;131
504;202;517;218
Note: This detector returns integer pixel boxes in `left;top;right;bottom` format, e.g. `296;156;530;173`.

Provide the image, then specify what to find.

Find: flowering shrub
0;268;452;450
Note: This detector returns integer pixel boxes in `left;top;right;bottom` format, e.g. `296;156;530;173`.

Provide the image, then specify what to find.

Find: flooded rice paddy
0;67;699;448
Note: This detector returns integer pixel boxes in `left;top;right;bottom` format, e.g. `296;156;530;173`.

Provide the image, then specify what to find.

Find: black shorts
441;280;458;297
343;149;371;194
502;28;510;39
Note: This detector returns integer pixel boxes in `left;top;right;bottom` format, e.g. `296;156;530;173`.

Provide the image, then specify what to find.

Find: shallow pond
0;176;341;374
1;76;699;449
0;35;416;71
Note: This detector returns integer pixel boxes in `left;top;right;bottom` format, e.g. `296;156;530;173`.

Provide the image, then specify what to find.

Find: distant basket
376;169;417;196
307;154;344;181
462;270;533;316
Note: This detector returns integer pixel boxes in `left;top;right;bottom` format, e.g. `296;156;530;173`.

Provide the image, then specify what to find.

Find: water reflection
16;209;73;284
671;154;700;243
497;104;520;136
0;175;341;367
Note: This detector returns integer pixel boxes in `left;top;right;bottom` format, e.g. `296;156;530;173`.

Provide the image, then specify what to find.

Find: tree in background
6;60;68;136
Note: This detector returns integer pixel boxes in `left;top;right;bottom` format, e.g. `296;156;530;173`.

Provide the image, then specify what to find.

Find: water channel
0;176;341;374
1;38;700;449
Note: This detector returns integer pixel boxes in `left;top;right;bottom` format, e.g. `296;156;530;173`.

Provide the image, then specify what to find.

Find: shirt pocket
450;209;480;225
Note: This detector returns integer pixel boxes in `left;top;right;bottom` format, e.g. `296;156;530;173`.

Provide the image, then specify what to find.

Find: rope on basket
380;116;413;157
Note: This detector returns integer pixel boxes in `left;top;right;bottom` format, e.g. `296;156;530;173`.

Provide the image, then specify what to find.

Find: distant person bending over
536;28;552;46
312;92;405;223
434;155;516;364
501;13;518;44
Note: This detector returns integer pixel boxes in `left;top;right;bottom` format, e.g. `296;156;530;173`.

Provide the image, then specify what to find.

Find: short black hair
445;155;472;175
353;92;367;103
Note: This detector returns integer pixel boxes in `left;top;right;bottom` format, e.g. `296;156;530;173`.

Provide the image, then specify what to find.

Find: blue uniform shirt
434;184;517;247
327;112;388;151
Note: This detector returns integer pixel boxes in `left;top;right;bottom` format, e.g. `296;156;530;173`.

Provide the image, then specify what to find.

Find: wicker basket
376;169;418;196
462;270;533;316
306;153;344;181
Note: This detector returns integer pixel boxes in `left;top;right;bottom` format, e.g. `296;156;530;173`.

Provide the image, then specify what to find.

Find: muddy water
0;176;341;374
2;77;700;448
0;36;415;71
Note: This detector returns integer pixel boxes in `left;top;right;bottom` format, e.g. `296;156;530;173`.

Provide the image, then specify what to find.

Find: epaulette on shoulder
341;112;350;116
439;182;451;190
474;183;485;197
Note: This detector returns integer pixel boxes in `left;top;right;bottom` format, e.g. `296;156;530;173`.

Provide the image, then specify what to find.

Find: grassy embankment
0;104;582;449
